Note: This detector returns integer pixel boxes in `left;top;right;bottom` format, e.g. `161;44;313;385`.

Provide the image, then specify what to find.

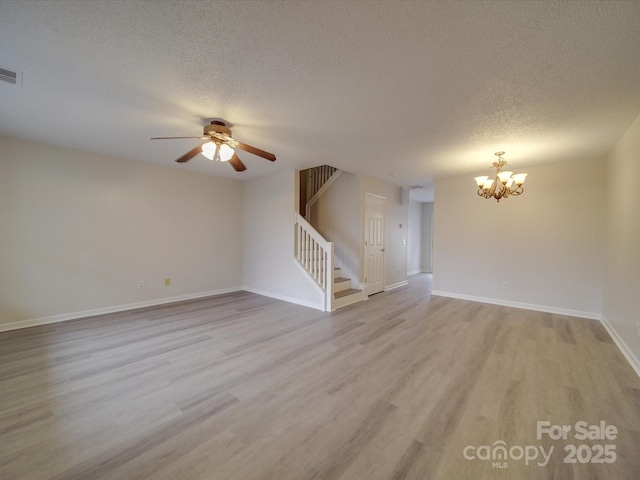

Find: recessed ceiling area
1;0;639;187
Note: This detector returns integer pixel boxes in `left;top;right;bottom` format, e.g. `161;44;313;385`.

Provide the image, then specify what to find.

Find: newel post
325;242;334;312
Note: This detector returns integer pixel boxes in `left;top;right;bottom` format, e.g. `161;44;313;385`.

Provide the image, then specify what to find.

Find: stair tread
334;277;350;283
334;288;361;299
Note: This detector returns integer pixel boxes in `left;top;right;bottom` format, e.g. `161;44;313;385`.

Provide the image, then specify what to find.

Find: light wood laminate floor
1;274;639;480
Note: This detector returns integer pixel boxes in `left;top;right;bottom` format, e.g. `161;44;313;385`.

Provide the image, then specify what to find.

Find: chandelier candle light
474;151;528;202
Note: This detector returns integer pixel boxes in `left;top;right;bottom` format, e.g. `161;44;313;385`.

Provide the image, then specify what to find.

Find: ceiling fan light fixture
219;143;234;162
201;141;234;162
201;141;217;161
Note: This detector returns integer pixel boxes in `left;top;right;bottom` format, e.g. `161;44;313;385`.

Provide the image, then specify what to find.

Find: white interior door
364;193;385;296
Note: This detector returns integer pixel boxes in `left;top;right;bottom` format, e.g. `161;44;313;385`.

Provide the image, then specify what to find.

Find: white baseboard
0;287;244;333
242;286;324;311
385;280;409;291
600;316;640;378
408;270;431;276
430;290;602;320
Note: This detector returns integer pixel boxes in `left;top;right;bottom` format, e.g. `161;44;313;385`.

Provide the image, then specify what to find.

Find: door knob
381;248;385;252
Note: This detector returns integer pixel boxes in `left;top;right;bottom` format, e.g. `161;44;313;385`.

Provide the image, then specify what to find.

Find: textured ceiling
1;0;640;199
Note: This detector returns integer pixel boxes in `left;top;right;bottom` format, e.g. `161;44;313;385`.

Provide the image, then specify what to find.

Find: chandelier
474;151;528;202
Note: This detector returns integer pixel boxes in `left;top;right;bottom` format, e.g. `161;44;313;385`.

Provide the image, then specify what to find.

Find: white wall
408;200;433;275
421;202;434;273
407;199;422;275
603;113;640;367
310;172;362;278
0;135;243;326
361;176;409;289
243;170;324;309
433;157;605;317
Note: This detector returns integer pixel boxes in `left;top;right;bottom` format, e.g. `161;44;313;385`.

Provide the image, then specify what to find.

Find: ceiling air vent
0;66;21;85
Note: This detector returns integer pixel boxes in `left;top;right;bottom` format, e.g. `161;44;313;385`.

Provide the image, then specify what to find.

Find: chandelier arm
490;176;498;195
492;176;500;197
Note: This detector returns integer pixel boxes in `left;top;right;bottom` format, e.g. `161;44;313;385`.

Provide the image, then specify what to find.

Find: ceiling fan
151;120;276;172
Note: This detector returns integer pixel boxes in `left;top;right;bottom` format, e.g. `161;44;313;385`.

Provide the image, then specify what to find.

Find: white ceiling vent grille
0;67;22;85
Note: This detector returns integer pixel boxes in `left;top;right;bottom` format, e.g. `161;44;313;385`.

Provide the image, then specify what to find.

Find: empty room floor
1;274;639;480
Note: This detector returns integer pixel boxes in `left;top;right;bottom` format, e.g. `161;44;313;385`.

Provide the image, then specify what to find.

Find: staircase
294;212;363;311
332;267;364;310
295;165;363;311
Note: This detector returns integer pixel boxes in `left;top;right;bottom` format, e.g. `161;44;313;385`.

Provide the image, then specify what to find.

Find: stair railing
294;212;334;311
305;166;342;221
307;165;338;201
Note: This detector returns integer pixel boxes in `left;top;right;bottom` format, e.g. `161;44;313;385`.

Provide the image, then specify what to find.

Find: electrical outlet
165;278;171;287
503;281;509;289
137;280;144;289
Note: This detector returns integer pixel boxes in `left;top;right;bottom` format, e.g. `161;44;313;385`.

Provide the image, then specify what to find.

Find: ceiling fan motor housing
203;121;232;138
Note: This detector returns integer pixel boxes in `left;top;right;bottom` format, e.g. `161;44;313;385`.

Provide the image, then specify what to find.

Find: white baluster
312;240;317;281
303;231;308;269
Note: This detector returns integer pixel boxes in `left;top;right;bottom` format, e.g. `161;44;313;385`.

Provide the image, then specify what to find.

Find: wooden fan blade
151;136;207;140
228;154;247;172
235;141;276;161
176;144;205;163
